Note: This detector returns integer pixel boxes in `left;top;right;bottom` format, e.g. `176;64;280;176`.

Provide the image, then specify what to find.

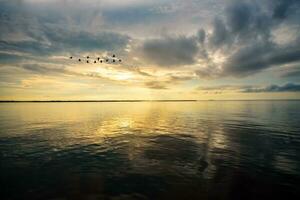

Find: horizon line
1;99;300;103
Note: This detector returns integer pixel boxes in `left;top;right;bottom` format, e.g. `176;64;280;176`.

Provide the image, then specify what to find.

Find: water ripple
1;101;300;199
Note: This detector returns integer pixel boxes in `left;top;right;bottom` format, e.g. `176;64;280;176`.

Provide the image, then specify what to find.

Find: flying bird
68;54;123;65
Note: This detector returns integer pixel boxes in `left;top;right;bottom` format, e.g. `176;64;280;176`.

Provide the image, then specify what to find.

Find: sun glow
113;72;133;80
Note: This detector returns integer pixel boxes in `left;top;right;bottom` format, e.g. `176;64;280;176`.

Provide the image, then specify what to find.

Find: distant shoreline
0;99;300;103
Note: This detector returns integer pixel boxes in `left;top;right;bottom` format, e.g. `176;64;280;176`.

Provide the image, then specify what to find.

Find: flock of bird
69;54;122;64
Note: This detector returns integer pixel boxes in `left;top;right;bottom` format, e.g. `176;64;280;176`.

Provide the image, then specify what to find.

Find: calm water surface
1;101;300;199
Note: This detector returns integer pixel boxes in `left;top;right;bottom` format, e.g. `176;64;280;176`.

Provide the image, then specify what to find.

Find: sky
0;0;300;100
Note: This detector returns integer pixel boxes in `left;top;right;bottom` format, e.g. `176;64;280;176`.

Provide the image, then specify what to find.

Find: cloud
0;0;130;58
272;0;300;19
140;36;199;67
195;0;300;78
280;64;300;78
197;28;206;44
209;18;232;49
197;83;300;93
242;83;300;93
0;52;26;64
20;64;69;75
0;30;129;56
145;81;168;89
144;74;194;90
1;0;300;100
222;40;300;76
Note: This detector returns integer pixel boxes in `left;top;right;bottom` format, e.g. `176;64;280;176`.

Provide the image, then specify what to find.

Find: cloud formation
0;0;300;100
197;83;300;93
141;36;199;67
242;83;300;93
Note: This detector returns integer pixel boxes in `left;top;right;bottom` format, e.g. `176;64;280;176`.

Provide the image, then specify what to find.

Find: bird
68;55;123;65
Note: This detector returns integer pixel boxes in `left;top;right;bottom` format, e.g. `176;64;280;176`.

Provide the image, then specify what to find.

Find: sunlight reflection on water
1;101;300;199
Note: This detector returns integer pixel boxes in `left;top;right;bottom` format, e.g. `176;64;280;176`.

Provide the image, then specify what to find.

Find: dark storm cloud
141;36;199;67
242;83;300;93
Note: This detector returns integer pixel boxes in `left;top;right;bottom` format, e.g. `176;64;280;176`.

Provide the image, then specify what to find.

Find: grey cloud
226;1;271;41
201;0;300;78
21;64;67;75
0;52;26;64
141;36;199;67
209;18;232;49
226;1;252;34
242;83;300;93
145;81;168;90
195;65;220;79
144;74;194;90
282;71;300;78
197;83;300;93
222;40;300;76
0;30;129;56
197;29;206;44
169;75;193;82
42;28;130;53
0;1;130;57
1;0;300;81
208;1;273;51
130;67;154;77
197;85;245;91
280;65;300;78
272;0;300;19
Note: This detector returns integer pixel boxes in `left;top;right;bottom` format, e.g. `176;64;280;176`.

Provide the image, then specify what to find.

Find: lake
1;101;300;199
